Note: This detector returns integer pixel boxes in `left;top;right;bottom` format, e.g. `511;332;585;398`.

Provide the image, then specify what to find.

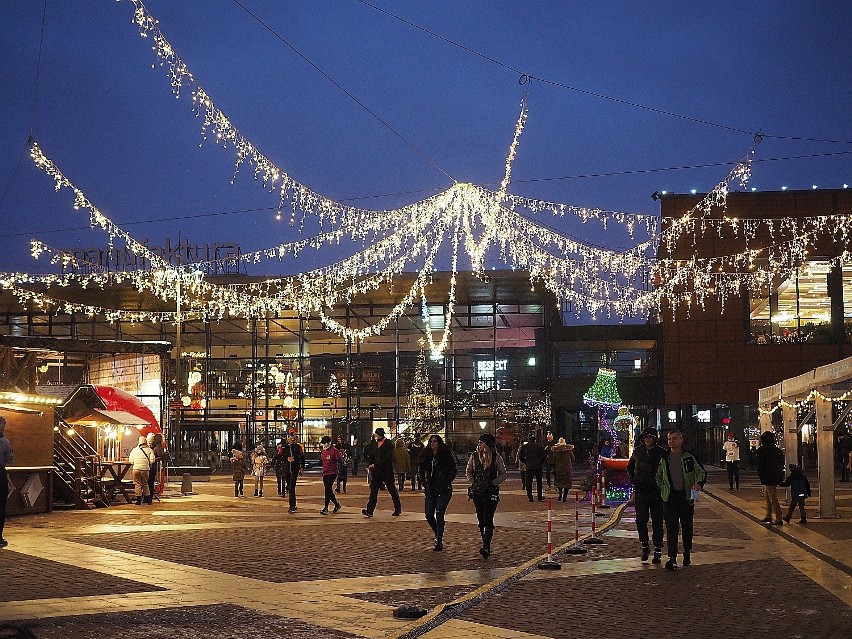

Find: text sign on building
476;359;508;390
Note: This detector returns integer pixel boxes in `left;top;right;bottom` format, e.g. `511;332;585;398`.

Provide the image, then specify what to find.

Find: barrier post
565;490;588;555
584;486;605;545
599;471;611;509
537;497;562;570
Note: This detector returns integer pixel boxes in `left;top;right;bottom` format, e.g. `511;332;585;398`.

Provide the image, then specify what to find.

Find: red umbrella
93;385;161;436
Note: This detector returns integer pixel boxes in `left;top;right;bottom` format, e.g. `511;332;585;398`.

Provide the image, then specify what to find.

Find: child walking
781;464;811;524
230;443;246;497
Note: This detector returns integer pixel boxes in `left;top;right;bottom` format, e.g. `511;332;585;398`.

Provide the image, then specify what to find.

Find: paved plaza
1;466;850;639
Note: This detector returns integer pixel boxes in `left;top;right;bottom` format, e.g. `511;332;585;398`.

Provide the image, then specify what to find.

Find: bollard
599;472;611;509
584;486;605;545
181;473;193;495
537;497;562;570
565;490;588;555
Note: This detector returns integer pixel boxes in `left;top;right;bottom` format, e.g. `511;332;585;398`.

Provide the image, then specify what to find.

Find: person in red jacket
319;435;341;515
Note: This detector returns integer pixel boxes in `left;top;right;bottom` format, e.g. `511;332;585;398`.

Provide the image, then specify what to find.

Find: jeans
234;478;243;496
635;494;664;549
276;473;286;495
425;491;452;542
473;494;499;530
366;470;401;514
397;473;407;492
322;474;340;510
726;461;740;489
663;490;695;559
786;496;807;521
336;465;348;492
526;467;543;499
286;470;299;510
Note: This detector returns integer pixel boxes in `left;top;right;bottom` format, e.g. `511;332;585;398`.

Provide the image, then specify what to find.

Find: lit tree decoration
583;368;622;410
327;373;340;399
404;339;443;441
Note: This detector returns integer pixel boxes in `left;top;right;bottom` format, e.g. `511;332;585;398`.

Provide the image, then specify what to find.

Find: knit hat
478;433;497;449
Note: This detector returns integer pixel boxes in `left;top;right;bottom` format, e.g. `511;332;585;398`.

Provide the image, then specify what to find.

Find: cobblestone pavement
0;467;849;639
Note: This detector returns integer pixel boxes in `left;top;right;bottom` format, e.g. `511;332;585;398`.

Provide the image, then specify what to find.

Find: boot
479;526;494;558
433;538;443;552
478;527;489;558
143;495;153;505
135;496;142;505
683;551;691;566
665;557;677;571
652;548;662;564
641;545;650;562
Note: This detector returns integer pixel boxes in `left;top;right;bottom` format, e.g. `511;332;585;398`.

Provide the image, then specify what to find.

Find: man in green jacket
655;429;706;571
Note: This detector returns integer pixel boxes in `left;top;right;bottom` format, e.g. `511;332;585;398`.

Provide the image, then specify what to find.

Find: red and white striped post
599;472;610;509
537;497;562;569
584;485;605;545
565;490;588;554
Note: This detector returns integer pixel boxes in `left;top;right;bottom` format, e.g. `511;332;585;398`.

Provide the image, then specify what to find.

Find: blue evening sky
0;1;849;275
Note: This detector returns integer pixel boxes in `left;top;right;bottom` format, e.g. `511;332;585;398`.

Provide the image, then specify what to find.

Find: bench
167;465;213;482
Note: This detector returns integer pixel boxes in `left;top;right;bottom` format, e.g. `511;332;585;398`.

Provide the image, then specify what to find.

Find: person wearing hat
319;435;341;515
362;427;402;517
627;427;666;563
283;432;305;513
0;416;13;546
465;433;508;558
549;437;575;502
128;435;156;505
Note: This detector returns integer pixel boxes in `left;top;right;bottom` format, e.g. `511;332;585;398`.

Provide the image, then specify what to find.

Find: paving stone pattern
0;551;165;602
66;520;546;581
4;604;360;639
349;584;478;610
460;558;851;639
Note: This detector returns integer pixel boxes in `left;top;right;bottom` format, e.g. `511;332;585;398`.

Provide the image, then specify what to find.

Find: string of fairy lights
3;0;848;361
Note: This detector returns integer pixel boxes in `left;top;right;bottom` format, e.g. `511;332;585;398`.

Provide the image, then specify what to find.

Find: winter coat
549;443;575;490
419;445;457;496
466;451;508;496
230;450;246;480
756;445;785;486
655;450;706;502
393;439;411;474
283;441;305;476
627;443;667;499
320;445;341;476
408;441;425;467
519;441;547;470
250;450;268;478
781;472;811;499
364;437;395;475
128;444;155;471
272;445;289;476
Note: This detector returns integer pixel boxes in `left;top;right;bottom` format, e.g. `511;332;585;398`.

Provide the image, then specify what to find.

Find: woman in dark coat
418;434;457;551
756;430;785;525
465;433;508;558
550;437;575;502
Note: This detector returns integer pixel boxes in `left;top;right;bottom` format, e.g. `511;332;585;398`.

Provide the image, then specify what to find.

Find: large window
749;260;845;344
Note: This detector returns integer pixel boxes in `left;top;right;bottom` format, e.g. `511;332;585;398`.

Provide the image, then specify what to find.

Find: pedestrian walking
419;434;457;551
250;444;268;497
273;441;288;496
466;433;508;558
543;432;556;490
284;431;305;513
394;438;410;492
334;434;350;493
230;443;246;497
319;435;342;515
722;431;741;491
351;437;360;476
655;429;706;571
519;434;547;502
781;464;811;524
515;443;527;494
128;436;156;505
756;430;785;525
549;437;575;502
408;438;425;490
0;416;13;547
362;427;402;517
146;432;168;501
627;427;666;563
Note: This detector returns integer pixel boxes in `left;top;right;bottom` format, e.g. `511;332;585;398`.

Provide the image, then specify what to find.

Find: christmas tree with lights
404;339;443;441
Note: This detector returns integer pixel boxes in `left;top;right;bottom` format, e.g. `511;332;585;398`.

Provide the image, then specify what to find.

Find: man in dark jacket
519;434;547;502
362;427;402;517
627;427;667;563
284;430;305;513
543;432;556;490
